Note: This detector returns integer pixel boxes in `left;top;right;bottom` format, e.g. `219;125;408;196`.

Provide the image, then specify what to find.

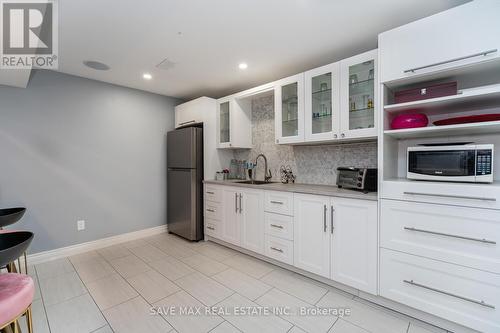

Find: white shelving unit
384;120;500;139
384;83;500;114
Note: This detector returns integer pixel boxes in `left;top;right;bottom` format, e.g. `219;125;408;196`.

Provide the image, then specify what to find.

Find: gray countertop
203;180;378;201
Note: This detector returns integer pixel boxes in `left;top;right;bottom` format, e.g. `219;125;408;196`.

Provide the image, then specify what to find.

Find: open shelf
384;83;500;114
384;120;500;139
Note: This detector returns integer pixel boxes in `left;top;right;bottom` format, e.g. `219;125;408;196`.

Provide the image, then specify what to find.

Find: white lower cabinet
293;193;378;292
219;186;264;254
264;235;294;265
331;198;377;294
380;248;500;333
293;194;331;278
208;186;378;294
221;187;241;245
240;189;265;254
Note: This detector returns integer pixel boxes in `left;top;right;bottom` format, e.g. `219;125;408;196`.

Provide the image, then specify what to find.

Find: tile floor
19;232;451;333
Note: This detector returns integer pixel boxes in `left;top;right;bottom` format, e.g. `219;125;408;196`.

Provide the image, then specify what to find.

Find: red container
391;113;429;129
394;82;457;104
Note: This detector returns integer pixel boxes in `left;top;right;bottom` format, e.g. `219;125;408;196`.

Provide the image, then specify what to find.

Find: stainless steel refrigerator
167;126;203;241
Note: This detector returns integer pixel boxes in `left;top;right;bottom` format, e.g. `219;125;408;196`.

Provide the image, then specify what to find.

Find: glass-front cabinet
340;49;377;139
217;98;231;148
274;73;304;144
305;63;340;142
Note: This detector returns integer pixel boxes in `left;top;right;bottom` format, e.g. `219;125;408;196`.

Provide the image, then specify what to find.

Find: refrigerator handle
235;193;238;213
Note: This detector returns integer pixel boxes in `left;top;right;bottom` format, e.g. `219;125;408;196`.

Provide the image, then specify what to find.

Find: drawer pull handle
270;200;284;205
403;279;495;309
403;49;497;73
330;206;335;234
206;191;215;195
206;209;215;213
270;247;283;253
404;227;496;244
207;226;215;230
403;191;496;202
270;224;284;229
323;205;327;232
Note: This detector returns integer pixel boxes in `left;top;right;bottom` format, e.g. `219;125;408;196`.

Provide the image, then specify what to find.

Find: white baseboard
28;225;168;265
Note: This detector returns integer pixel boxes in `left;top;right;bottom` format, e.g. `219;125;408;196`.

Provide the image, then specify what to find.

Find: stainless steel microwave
407;144;494;183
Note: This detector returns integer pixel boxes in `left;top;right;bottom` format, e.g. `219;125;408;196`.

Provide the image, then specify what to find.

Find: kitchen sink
236;180;274;185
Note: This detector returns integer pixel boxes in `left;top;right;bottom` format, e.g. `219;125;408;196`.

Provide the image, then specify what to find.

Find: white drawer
205;185;222;203
381;199;500;274
264;191;294;216
264;212;293;241
380;249;500;333
381;180;500;210
205;218;220;238
264;235;293;265
205;201;222;221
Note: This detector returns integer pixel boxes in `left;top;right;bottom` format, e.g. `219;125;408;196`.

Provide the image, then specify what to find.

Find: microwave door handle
403;192;496;202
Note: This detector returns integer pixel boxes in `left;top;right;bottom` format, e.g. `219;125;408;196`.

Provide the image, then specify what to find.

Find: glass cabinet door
340;49;377;139
305;63;339;141
219;101;230;144
275;74;304;144
281;82;299;137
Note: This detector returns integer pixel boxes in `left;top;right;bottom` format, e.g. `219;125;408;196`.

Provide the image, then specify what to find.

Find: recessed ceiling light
83;60;110;71
143;73;152;80
238;63;248;70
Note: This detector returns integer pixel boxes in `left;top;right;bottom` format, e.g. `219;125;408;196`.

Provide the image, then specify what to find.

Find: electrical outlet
77;220;85;231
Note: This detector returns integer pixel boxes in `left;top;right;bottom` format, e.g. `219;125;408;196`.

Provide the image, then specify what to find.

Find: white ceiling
55;0;469;100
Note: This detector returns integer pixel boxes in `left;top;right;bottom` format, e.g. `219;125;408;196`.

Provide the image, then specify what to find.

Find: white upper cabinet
216;97;252;149
175;97;208;128
340;50;377;139
275;73;305;144
304;63;340;142
379;0;500;83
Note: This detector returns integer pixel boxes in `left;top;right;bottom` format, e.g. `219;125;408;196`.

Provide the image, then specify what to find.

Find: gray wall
234;95;377;185
0;70;181;253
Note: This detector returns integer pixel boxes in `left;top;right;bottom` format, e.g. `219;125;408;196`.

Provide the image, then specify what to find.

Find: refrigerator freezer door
167;127;202;169
167;168;203;240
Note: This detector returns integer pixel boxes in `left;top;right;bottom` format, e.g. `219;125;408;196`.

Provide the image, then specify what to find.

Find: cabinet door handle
340;133;345;138
270;224;284;229
403;191;496;202
206;208;215;213
179;120;196;126
330;206;335;234
403;49;497;74
270;200;283;205
323;205;327;232
239;193;242;213
206;191;215;195
235;193;238;213
404;227;496;244
270;247;283;253
333;134;338;139
207;226;215;230
403;279;495;309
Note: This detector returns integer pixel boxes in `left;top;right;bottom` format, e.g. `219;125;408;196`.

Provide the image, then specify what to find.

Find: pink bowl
391;113;428;129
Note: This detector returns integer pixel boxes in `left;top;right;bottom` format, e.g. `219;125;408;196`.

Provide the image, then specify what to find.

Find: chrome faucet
254;154;272;182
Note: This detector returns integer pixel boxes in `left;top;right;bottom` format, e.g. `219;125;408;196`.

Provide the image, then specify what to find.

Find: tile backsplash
233;95;377;186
